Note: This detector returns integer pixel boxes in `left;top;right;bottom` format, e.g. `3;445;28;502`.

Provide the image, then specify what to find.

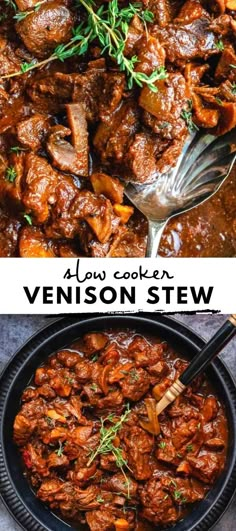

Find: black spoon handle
180;314;236;386
156;314;236;416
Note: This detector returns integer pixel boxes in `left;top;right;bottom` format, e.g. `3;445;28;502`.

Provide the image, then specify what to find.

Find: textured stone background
0;314;235;530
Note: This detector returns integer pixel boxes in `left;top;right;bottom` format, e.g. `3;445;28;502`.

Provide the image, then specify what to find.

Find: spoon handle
146;219;168;258
156;314;236;415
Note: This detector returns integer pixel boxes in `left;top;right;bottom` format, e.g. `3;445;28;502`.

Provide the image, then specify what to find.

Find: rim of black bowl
0;313;236;531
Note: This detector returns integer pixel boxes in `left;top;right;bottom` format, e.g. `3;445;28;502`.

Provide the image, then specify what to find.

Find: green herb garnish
96;495;104;503
23;214;33;225
231;83;236;95
55;441;64;457
181;99;199;133
186;444;193;452
215;40;224;52
2;0;167;92
158;441;166;449
90;383;98;392
87;405;131;497
5;166;17;182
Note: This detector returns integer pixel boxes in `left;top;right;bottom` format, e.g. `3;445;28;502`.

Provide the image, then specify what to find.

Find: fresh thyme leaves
5;166;17;182
45;416;55;427
0;13;7;22
173;490;187;503
231;82;236;95
91;354;99;362
181;99;199;132
23;213;33;225
14;0;47;21
215;40;224;52
215;96;223;105
96;495;104;503
4;0;17;11
90;383;98;391
2;0;167;91
158;441;166;449
186;444;193;452
20;61;37;73
78;0;166;91
10;146;25;154
87;405;132;497
55;441;64;457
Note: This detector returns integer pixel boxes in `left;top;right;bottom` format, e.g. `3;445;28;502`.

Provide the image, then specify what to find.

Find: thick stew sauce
13;330;228;530
0;0;236;257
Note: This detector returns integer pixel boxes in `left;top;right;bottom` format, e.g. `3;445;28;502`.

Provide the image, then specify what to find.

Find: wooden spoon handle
156;314;236;417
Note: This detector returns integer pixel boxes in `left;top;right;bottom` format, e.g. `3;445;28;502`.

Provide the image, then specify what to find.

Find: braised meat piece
13;329;228;529
152;18;217;63
16;114;51;151
140;478;178;524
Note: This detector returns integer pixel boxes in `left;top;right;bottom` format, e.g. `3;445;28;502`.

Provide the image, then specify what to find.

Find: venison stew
13;329;228;530
0;0;236;257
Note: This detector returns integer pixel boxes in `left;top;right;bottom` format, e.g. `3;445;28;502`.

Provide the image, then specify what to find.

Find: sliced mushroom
47;103;88;176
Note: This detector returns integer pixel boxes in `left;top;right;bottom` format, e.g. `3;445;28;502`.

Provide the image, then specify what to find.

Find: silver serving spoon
125;129;236;257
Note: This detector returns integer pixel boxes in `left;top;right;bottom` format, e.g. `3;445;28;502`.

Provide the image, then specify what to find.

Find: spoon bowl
125;129;236;257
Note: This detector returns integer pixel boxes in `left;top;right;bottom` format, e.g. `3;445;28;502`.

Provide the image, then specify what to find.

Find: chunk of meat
140;478;178;525
135;35;166;75
16;3;74;58
120;368;150;401
140;73;188;139
148;0;171;27
172;419;200;449
16;114;51;151
0;209;21;257
124;15;144;56
152;18;217;63
48;452;69;469
202;397;219;422
102;472;138;497
93;100;139;167
123;426;154;480
19;226;56;257
187;454;220;483
37;479;64;502
161;476;205;503
83;333;108;354
86;509;115;531
175;0;210;23
13;413;36;445
125;133;158;183
57;350;82;368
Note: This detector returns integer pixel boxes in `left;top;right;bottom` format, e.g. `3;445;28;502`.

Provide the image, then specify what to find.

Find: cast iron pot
0;314;236;531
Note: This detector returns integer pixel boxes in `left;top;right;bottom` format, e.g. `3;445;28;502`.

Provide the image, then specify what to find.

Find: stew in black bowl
13;328;228;530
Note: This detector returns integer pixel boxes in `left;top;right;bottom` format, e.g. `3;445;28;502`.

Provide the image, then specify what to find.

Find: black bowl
0;314;236;531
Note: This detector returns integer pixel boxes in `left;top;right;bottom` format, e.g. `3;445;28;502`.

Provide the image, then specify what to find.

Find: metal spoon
125;129;236;257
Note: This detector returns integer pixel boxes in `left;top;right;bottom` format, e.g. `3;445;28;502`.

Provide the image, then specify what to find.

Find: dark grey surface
0;314;235;531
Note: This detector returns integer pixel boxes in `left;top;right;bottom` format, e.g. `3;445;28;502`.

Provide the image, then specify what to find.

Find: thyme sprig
87;405;132;497
1;0;167;91
181;99;199;133
14;0;47;21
